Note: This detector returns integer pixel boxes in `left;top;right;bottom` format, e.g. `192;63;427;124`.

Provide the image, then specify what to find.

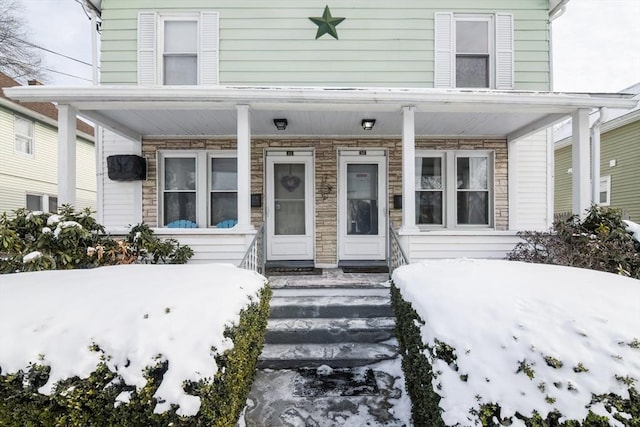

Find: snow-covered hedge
392;259;639;427
0;264;271;426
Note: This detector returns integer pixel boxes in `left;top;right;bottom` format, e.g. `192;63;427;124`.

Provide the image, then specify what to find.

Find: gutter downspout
89;7;104;223
590;108;607;205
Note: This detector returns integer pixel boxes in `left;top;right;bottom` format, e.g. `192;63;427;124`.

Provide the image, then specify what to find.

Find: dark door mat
293;367;379;397
341;266;389;274
265;267;323;276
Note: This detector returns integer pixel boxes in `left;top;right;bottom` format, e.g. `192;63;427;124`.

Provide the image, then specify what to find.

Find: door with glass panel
266;152;314;261
338;150;387;261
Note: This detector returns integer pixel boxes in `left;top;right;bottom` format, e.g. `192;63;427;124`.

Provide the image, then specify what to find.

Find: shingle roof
0;72;94;138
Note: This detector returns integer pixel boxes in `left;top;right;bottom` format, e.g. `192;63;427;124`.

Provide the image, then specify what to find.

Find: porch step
269;295;393;319
266;317;396;344
258;342;398;369
259;280;397;369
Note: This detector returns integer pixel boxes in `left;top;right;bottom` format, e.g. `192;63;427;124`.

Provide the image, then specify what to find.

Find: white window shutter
434;12;454;88
495;13;514;89
138;12;157;86
200;11;219;85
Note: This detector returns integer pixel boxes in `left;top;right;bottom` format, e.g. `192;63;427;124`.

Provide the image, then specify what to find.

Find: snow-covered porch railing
388;223;409;274
239;224;264;274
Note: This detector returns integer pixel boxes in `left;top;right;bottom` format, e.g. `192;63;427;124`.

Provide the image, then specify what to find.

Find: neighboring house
0;73;96;215
555;83;640;221
6;1;637;267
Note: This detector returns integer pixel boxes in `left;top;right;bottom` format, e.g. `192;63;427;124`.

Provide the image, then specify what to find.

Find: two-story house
5;0;637;267
0;73;96;215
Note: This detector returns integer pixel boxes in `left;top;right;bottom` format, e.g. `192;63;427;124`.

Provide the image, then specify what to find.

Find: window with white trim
416;151;493;227
434;12;513;89
14;115;34;155
138;11;219;86
26;194;57;212
598;175;611;206
159;151;237;227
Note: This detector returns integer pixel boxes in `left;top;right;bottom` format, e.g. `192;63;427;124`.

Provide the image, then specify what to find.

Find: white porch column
236;105;253;231
57;104;77;206
572;108;590;218
400;106;419;233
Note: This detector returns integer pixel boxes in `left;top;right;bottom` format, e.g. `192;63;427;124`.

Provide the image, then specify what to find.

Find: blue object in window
167;219;198;228
216;219;237;228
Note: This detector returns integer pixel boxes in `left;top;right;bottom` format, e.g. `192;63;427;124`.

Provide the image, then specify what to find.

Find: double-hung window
15;115;34;155
455;17;492;88
435;13;513;89
598;175;611;206
26;194;57;212
162;18;198;85
160;151;237;227
416;151;493;227
138;11;219;86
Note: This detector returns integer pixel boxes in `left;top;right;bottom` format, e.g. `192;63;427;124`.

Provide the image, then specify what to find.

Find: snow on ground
393;259;640;427
0;264;267;416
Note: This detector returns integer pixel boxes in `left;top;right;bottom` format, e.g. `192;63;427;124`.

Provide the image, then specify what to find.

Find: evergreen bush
508;205;640;279
0;206;193;274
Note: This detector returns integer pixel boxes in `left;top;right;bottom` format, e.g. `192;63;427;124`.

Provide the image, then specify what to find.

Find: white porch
5;85;637;266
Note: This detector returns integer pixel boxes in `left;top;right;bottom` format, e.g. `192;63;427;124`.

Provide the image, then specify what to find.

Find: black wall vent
107;155;147;181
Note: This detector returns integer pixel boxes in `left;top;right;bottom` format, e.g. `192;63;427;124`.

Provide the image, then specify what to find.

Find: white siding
405;231;522;261
101;129;141;228
513;131;551;231
152;231;250;265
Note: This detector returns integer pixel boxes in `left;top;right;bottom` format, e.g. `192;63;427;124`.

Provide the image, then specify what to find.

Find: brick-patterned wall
141;137;507;264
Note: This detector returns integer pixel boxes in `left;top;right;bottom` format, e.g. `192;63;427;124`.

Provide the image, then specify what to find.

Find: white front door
266;151;315;261
338;150;387;261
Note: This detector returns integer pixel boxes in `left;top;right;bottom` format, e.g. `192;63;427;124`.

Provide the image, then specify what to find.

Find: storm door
338;150;387;260
266;151;314;261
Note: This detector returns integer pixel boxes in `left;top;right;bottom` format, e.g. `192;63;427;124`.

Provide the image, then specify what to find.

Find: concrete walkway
242;269;411;427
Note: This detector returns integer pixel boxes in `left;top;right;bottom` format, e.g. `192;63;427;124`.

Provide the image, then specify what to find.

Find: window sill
399;228;517;237
152;227;256;236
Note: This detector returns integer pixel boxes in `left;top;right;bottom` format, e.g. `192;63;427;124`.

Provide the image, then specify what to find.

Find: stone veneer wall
141;138;507;265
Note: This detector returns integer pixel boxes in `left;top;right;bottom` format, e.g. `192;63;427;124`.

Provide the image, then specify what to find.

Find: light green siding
554;120;640;221
100;0;550;89
554;144;572;215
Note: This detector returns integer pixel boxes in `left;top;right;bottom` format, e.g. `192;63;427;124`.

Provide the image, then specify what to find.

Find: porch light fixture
361;119;376;130
273;118;288;130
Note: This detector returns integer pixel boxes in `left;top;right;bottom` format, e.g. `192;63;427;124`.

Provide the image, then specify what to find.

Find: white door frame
265;150;315;261
338;149;387;261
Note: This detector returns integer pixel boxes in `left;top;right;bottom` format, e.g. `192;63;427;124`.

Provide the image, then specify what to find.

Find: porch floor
242;270;410;426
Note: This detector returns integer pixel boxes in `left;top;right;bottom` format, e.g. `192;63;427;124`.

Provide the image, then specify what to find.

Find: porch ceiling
4;85;637;142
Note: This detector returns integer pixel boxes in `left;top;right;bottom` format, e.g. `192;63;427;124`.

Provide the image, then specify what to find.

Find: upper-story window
435;13;513;89
14;115;34;155
163;18;198;85
138;11;219;86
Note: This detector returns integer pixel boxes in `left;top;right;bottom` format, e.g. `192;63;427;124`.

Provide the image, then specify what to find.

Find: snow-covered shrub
0;275;271;426
509;205;640;279
392;260;640;427
0;206;193;274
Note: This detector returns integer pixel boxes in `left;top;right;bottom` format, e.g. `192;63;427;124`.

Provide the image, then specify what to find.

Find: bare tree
0;0;44;81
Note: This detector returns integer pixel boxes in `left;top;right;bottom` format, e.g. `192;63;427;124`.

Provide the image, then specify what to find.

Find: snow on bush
624;220;640;244
393;259;640;426
0;264;267;416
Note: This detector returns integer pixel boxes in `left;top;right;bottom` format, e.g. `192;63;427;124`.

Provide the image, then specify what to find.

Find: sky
15;0;640;93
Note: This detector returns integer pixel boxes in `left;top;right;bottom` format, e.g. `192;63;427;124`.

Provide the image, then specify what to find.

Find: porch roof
4;85;637;142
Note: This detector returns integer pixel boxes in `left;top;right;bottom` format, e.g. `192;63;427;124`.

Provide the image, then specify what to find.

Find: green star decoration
309;5;345;40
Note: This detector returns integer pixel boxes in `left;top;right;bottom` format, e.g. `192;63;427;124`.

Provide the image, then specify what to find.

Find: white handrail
388;223;409;275
239;224;264;274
